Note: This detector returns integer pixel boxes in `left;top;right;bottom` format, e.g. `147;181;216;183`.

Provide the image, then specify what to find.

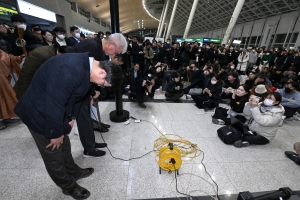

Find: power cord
91;105;219;199
90;107;155;161
171;162;199;200
199;150;219;200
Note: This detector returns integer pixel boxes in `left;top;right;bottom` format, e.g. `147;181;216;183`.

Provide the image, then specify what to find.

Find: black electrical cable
199;150;220;200
90;108;155;161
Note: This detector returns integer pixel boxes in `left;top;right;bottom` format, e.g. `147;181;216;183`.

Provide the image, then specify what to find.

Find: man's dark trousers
77;103;96;152
29;129;81;190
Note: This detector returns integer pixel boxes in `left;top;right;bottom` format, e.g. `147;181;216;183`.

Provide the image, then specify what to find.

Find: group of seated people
121;40;300;155
173;58;299;151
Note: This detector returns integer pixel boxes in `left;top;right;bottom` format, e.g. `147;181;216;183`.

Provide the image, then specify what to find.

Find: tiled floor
1;99;300;200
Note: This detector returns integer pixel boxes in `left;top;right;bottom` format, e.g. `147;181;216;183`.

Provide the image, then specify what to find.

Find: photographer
148;66;164;99
165;72;184;101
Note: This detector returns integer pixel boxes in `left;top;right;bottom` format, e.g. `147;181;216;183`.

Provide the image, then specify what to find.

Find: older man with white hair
71;33;128;158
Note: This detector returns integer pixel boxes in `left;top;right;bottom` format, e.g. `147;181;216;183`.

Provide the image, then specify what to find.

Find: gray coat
243;102;285;140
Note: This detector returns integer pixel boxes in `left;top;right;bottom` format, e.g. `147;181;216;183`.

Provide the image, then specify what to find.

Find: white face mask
230;48;233;50
230;66;234;69
266;53;270;55
167;42;170;44
211;80;217;85
17;24;26;30
57;34;65;40
138;43;142;46
263;99;274;107
75;33;80;39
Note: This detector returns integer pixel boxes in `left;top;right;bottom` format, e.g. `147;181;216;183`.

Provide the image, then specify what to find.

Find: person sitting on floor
234;92;284;148
212;84;250;125
276;82;300;121
285;142;300;166
191;74;222;111
165;72;183;101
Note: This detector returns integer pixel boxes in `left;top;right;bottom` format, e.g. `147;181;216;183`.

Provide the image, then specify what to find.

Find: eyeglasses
100;79;107;88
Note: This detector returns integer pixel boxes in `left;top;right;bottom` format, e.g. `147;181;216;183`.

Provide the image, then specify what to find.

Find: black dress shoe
2;118;19;123
94;142;107;149
94;126;109;133
100;122;110;128
75;168;94;181
62;183;90;199
285;151;300;165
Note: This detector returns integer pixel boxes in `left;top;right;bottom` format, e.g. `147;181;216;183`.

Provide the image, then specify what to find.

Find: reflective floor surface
0;101;299;200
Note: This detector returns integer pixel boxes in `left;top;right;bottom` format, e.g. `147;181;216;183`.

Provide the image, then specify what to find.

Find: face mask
230;48;233;50
252;50;255;52
266;53;270;55
263;99;274;107
207;47;210;49
57;34;65;40
285;87;292;93
167;42;170;44
17;24;26;30
138;43;142;46
230;66;234;69
211;80;217;85
75;33;80;39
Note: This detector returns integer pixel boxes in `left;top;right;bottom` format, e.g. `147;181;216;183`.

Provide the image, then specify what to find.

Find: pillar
183;0;199;38
158;0;170;38
222;0;245;45
156;1;167;38
109;0;130;122
165;0;179;40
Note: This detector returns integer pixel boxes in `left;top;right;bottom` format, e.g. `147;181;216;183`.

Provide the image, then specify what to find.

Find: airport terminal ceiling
76;0;300;35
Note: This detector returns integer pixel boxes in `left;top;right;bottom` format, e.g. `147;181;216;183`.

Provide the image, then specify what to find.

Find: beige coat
243;102;285;140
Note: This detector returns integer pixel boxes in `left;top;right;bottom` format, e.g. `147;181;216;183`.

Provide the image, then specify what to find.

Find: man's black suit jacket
14;53;91;139
66;37;79;47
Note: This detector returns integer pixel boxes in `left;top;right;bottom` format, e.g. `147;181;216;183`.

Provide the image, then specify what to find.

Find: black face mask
285;87;293;93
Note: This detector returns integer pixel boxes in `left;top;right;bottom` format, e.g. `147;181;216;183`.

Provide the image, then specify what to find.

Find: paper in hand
90;105;99;122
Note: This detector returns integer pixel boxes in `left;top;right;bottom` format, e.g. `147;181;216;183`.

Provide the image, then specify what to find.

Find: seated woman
234;92;284;147
212;84;250;125
191;74;222;111
165;72;183;101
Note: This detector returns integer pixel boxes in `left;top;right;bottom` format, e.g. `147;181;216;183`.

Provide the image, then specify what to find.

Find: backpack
217;125;243;144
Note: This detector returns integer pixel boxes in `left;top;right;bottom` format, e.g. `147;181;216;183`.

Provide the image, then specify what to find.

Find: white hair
107;33;127;54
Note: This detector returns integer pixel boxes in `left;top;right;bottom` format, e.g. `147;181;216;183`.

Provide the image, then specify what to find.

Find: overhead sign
0;2;18;23
233;40;241;44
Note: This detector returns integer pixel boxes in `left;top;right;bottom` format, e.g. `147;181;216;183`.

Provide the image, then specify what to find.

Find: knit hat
255;84;267;94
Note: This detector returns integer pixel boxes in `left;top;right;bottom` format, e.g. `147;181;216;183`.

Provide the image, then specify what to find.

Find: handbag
188;88;203;95
217;125;243;144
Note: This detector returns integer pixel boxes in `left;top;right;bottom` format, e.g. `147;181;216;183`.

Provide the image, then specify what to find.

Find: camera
145;74;153;87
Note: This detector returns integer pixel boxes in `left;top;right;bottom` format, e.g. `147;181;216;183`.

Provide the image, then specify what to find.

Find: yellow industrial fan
158;143;182;174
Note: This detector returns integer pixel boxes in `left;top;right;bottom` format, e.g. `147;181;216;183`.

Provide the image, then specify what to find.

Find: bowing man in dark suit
14;53;123;199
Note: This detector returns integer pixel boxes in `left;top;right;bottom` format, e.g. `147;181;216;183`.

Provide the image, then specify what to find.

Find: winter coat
219;53;228;66
237;52;249;71
0;50;22;119
166;80;183;94
13;46;56;100
144;47;154;65
248;51;257;63
243;102;285;140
